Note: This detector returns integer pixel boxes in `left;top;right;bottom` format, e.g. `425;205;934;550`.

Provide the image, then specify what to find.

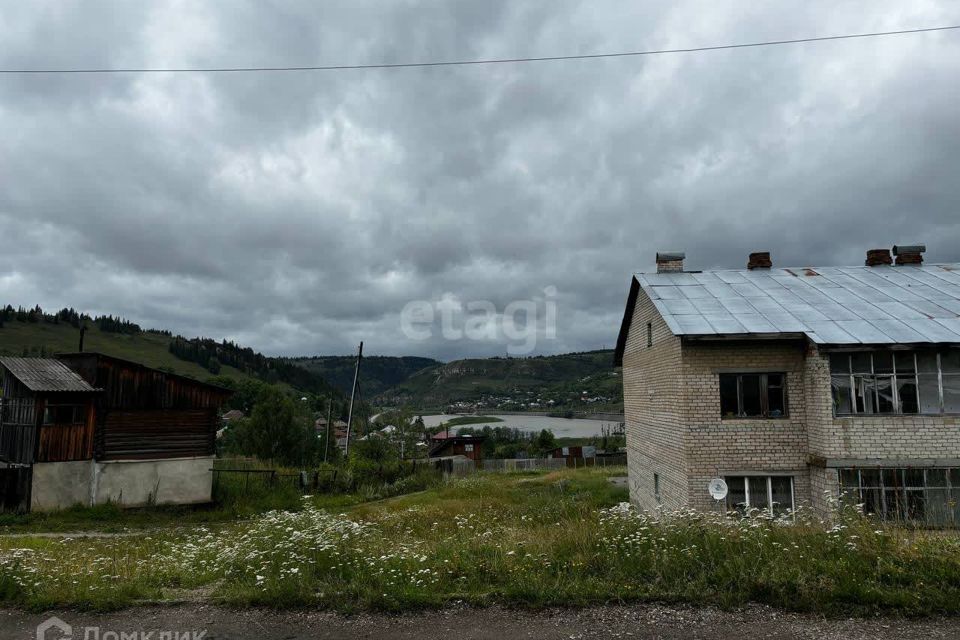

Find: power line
1;24;958;75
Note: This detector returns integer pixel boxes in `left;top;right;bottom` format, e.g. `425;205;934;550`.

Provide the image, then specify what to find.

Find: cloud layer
2;1;959;359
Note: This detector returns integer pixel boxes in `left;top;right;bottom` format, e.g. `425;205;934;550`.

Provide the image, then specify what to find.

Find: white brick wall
623;287;687;512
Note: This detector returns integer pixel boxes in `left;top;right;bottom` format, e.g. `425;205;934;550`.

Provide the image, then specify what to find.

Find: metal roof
0;357;100;393
637;264;960;345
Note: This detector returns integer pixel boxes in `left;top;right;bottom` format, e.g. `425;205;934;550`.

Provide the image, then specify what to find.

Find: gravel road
5;604;960;640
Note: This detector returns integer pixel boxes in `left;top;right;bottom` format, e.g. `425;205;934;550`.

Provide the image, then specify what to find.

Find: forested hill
0;304;339;397
375;350;622;413
289;355;439;396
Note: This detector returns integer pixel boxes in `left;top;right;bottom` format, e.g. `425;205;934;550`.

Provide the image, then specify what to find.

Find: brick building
614;247;960;525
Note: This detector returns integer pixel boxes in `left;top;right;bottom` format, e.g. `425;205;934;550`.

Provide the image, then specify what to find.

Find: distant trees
457;425;558;458
0;303;143;335
373;408;425;459
94;314;141;334
222;386;318;467
168;336;337;396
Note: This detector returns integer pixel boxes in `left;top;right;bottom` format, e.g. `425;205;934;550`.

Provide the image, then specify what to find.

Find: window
42;404;84;425
830;349;960;416
719;373;787;418
653;473;661;504
725;475;794;516
464;444;474;452
646;322;653;348
839;467;960;526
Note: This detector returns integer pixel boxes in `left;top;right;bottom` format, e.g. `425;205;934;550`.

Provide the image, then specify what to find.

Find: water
419;414;620;438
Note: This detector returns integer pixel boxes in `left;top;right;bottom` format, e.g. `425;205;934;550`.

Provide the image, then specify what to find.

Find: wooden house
429;434;485;461
0;353;231;512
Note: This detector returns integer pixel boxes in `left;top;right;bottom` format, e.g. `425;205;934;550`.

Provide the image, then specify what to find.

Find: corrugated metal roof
637;264;960;344
0;357;100;393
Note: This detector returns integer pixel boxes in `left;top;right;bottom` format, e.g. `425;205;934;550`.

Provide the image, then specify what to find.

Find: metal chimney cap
892;244;926;255
656;252;686;262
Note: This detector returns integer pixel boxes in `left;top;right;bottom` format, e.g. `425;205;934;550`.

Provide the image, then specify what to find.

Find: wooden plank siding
98;409;217;460
0;394;37;464
56;353;230;461
36;402;96;462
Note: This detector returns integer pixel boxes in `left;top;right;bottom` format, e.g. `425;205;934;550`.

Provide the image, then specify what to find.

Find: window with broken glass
839;467;960;526
725;475;794;516
830;349;960;416
719;373;787;418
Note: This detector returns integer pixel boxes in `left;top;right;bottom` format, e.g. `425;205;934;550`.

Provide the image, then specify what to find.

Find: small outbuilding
429;434;485;461
0;353;231;512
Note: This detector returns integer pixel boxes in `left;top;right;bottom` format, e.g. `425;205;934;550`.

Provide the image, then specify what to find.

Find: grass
0;460;441;535
1;467;959;616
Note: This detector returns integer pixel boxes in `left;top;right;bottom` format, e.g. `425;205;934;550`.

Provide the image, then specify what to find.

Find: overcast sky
2;1;959;360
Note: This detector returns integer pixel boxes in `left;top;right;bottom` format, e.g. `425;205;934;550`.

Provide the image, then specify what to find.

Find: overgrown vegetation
1;468;958;616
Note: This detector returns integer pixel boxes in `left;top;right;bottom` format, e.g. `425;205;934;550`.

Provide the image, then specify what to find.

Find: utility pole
323;397;333;463
344;341;363;456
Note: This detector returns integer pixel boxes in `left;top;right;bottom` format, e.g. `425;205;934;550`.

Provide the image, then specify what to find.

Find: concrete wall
30;460;93;511
623;288;688;512
93;456;214;507
29;456;214;511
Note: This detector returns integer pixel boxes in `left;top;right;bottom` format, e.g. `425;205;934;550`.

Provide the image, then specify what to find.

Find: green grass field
1;467;959;615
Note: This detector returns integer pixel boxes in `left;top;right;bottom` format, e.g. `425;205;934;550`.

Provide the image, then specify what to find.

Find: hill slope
376;350;622;413
291;355;439;396
0;307;337;396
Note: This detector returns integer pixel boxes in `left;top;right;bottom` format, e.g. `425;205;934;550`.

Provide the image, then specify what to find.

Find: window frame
719;372;789;419
830;350;960;416
725;474;795;516
42;403;85;426
839;467;960;525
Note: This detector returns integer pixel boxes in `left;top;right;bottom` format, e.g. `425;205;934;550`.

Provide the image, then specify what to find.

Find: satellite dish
708;478;728;501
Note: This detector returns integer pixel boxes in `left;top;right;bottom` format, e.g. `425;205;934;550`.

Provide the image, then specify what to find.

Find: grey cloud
1;1;959;359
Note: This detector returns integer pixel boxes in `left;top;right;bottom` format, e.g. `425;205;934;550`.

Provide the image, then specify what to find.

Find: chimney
747;251;772;270
892;244;925;266
865;248;893;267
656;252;685;273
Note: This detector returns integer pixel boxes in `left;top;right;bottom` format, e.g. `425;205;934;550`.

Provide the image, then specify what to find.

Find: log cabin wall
58;353;231;461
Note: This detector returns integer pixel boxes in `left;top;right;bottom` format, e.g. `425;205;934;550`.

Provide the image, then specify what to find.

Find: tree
531;429;556;455
226;386;316;467
207;357;222;374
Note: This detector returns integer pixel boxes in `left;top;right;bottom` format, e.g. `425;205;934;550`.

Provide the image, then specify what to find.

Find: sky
1;1;959;361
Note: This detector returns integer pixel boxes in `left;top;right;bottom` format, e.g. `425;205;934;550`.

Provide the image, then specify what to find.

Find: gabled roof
615;264;960;365
56;352;233;395
0;357;100;393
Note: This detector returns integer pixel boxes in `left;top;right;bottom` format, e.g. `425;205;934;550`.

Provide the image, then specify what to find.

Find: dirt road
5;604;960;640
